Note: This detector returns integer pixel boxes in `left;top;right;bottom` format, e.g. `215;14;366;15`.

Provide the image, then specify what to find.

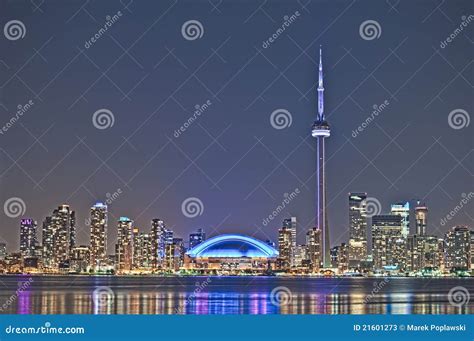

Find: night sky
0;0;472;253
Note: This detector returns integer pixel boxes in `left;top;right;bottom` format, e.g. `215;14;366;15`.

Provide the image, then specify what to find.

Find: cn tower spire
317;45;324;121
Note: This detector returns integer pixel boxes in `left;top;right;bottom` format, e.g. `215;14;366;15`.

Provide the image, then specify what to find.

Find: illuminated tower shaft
312;47;331;268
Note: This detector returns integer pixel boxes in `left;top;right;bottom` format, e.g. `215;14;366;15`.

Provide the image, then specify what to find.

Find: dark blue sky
0;0;472;253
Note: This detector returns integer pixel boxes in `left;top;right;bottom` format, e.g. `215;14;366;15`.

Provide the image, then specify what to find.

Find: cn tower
312;46;331;268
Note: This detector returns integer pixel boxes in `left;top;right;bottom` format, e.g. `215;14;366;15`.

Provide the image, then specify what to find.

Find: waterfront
0;276;472;315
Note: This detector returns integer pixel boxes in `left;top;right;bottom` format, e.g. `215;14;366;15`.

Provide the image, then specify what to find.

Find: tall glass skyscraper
390;201;410;237
89;202;108;271
415;202;428;236
348;193;368;268
20;218;37;257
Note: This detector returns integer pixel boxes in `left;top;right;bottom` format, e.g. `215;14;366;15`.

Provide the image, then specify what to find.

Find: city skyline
1;1;472;256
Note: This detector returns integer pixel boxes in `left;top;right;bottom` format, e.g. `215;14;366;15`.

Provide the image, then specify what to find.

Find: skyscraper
20;218;37;257
89;202;107;271
116;217;133;271
0;242;6;260
415;202;428;236
444;225;471;270
189;228;206;249
278;226;293;270
390;201;410;237
372;215;405;272
306;227;322;271
151;218;166;269
348;193;368;268
312;47;331;268
282;217;297;266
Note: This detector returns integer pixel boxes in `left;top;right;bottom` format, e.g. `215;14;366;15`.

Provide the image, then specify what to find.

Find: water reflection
0;276;471;315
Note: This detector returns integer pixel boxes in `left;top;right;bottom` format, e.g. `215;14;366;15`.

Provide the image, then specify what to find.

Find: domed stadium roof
186;234;279;258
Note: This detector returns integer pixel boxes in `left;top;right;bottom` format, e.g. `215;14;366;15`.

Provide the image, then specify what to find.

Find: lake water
0;275;472;314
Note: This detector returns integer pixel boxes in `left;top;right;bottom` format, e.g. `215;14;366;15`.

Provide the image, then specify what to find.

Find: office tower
164;228;174;246
20;218;37;257
348;193;368;268
390;201;410;237
415;202;428;236
116;217;133;271
151;218;166;269
372;215;406;272
165;243;176;271
306;227;322;271
173;237;185;269
282;217;297;266
422;235;442;270
278;226;293;270
406;234;424;272
444;225;471;270
70;245;90;273
89;202;108;271
0;242;6;260
42;204;76;269
312;47;331;268
337;243;349;273
189;228;206;249
133;230;152;270
293;245;307;268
